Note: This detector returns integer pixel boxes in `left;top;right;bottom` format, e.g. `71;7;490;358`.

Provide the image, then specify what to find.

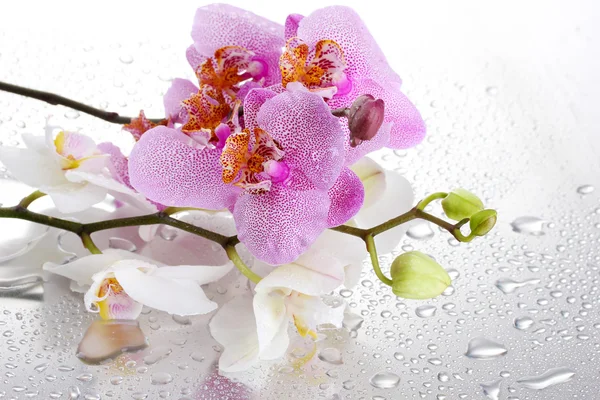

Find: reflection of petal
209;295;260;372
0;219;49;263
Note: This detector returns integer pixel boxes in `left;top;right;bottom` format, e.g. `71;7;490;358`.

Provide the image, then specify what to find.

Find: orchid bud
390;251;451;300
441;188;484;221
347;94;385;147
469;209;497;237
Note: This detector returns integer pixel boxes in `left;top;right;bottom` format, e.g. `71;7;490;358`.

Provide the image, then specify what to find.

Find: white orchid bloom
43;249;233;319
0;125;148;214
209;250;346;372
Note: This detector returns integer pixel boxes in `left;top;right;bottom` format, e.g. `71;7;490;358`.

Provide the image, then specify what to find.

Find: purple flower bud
347;94;385;147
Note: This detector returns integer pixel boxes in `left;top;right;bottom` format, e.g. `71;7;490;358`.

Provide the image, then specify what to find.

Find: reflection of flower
0;125;147;213
285;6;426;164
43;249;233;319
209;251;345;372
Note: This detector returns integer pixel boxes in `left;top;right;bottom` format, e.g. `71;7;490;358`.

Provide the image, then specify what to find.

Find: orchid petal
44;182;106;213
326;167;364;227
164;78;199;123
0;146;65;188
209;295;260;372
153;262;233;285
43;253;123;286
253;291;288;355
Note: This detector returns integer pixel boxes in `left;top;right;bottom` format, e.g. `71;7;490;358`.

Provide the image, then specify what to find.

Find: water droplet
76;373;93;382
406;223;435;240
339;289;353;298
108;237;137;252
131;393;148;400
438;372;450;382
64;110;80;119
465;337;508;359
34;363;49;372
159;226;178;241
369;372;400;389
393;352;405;361
576;184;594;195
513;317;534;330
151;372;173;385
190;351;205;362
480;379;501;400
415;305;437;318
318;348;343;365
172;315;191;325
110;376;123;385
516;367;575;390
486;86;498;96
495;277;540;294
510;216;548;236
119;54;134;64
144;346;172;365
343;312;364;332
68;386;81;399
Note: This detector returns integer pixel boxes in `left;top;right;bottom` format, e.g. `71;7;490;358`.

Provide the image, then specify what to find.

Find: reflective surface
1;1;600;399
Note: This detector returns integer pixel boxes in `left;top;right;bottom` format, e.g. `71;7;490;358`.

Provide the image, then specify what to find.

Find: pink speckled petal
128;126;240;209
297;6;401;86
284;13;304;40
234;186;330;265
242;88;277;131
186;44;207;70
326;167;364;227
163;78;199;123
97;142;130;187
191;4;285;86
256;90;345;190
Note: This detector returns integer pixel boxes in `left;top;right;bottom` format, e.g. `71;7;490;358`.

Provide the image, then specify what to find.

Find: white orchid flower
0;124;148;214
209;250;346;372
43;249;233;319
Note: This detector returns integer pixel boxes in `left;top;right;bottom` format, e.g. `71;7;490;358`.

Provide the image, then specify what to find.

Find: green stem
18;191;46;209
365;234;392;286
416;192;448;211
224;244;261;284
163;207;208;215
81;232;102;254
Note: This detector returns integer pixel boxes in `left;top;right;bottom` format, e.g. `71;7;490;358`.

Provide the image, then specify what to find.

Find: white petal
21;133;47;152
311;230;366;289
209;296;260;372
43;253;123;286
113;261;218;315
138;225;159;242
45;182;107;213
256;256;345;296
153;262;233;285
350;157;386;209
259;319;290;360
0;146;66;188
253;291;288;355
290;295;345;328
355;170;414;254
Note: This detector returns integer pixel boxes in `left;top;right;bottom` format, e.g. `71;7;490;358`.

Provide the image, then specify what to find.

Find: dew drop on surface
510;216;547;236
119;54;134;64
465;337;508;359
486;86;498;96
108;237;137;252
393;352;405;361
516;367;575;390
513;316;534;330
415;305;437;318
406;222;435;240
172;314;191;325
159;226;178;241
369;372;400;389
151;372;173;385
576;184;594;195
495;278;540;294
480;379;501;400
110;376;123;385
318;348;343;365
76;373;93;382
144;346;173;365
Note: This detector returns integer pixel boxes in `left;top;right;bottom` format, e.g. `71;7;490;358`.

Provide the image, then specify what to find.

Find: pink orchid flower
128;87;364;265
283;6;426;164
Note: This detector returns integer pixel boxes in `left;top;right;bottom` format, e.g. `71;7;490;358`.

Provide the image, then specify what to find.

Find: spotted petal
326;167;364;227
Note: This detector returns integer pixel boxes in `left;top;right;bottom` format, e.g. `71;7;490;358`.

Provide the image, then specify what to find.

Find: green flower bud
441;188;484;221
390;251;451;300
469;209;497;237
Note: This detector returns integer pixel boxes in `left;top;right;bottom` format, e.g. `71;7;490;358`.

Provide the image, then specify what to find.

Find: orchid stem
224;244;261;284
0;80;163;124
365;234;392;286
81;232;102;254
416;192;448;211
17;190;46;209
163;207;209;216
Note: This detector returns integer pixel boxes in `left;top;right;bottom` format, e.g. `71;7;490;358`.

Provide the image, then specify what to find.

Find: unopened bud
347;94;385;147
469;209;497;237
441;188;484;221
390;251;451;300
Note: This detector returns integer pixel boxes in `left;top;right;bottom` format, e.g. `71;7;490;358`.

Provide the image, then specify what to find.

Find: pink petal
128;126;240;210
297;6;402;86
242;88;277;131
163;78;199;123
234;186;330;265
186;44;207;71
326;167;364;227
256;90;345;190
191;4;285;87
97;142;130;187
284;14;304;40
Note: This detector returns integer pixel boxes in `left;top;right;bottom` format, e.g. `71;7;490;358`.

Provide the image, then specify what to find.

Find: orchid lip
263;160;290;183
